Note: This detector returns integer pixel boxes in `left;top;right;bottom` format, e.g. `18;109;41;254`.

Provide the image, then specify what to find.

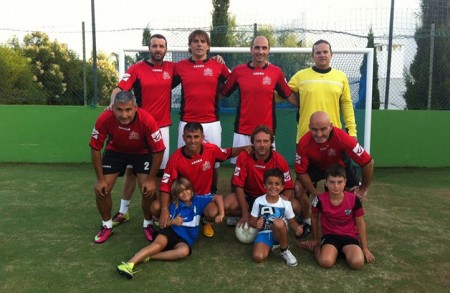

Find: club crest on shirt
204;68;213;77
327;148;337;157
234;166;240;176
163;71;171;80
262;76;272;85
202;161;211;171
353;143;365;156
129;131;139;140
345;209;352;216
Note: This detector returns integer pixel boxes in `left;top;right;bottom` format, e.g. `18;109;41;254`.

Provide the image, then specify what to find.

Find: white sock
303;218;311;225
119;199;131;214
102;220;113;229
143;219;153;228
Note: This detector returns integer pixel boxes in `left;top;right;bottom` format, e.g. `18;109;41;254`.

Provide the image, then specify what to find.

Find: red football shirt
232;150;294;198
312;191;364;239
160;142;232;194
89;108;166;154
295;127;372;174
220;62;292;135
117;60;175;127
173;58;230;123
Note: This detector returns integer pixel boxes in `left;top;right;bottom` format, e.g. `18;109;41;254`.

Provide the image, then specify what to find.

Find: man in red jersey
224;125;300;227
295;111;374;239
220;35;295;164
90;91;165;244
172;30;230;193
156;122;251;238
108;35;175;240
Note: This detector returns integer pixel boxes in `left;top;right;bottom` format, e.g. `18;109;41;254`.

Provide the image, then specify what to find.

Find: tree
404;0;450;110
211;0;230;47
358;28;380;110
135;26;151;62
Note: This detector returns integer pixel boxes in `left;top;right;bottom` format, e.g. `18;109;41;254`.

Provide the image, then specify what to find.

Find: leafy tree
91;51;119;105
211;0;230;47
358;28;380;110
135;26;151;62
404;0;450;110
0;45;44;104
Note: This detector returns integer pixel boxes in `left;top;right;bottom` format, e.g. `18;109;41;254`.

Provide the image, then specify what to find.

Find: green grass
1;164;449;292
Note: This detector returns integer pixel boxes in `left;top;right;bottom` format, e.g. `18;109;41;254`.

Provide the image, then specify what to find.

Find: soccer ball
235;222;258;244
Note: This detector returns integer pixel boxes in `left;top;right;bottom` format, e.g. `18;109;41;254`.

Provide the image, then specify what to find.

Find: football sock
303;218;311;225
102;220;113;229
143;219;154;228
119;199;131;214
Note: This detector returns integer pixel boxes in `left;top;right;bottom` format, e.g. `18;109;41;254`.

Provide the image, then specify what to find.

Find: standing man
295;111;374;240
172;29;230;193
157;122;251;238
90;91;165;244
220;35;294;164
224;125;300;227
108;34;175;241
286;40;358;238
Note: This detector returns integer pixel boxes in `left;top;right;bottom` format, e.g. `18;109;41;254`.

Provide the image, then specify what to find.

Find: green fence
1;105;449;167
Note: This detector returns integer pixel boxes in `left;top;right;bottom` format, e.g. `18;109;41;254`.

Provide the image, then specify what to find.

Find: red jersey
173;58;230;123
295;126;372;174
89;108;166;154
117;60;175;127
220;62;292;135
160;142;232;194
232;150;294;198
312;191;364;239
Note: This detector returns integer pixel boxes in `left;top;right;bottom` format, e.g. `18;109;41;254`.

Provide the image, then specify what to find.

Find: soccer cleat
112;212;130;227
226;217;238;227
144;224;158;241
202;223;215;238
280;249;298;267
117;262;134;279
297;223;312;239
94;225;113;244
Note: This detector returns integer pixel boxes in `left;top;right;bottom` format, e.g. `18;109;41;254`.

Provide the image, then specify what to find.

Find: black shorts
320;234;360;253
245;194;258;211
158;227;191;255
307;161;360;188
102;150;153;175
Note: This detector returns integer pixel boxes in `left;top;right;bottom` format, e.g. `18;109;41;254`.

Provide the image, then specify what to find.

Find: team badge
163;71;171;80
151;130;162;142
353;143;365;156
202;161;211;171
91;128;99;139
262;76;272;85
345;209;352;216
327;148;336;157
129;131;139;140
204;68;213;76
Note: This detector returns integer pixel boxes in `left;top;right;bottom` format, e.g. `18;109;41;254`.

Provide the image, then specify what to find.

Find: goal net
118;47;374;165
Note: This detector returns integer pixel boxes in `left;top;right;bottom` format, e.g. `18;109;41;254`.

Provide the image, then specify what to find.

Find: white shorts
178;121;222;168
231;132;276;164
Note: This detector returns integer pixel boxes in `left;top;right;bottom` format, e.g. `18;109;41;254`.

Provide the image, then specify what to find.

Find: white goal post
118;47;374;152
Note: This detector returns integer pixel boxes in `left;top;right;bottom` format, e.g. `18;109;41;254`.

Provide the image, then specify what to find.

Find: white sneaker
226;217;238;226
280;249;298;267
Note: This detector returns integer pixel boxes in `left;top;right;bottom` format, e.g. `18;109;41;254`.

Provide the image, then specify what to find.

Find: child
248;168;303;267
117;177;224;279
298;164;375;269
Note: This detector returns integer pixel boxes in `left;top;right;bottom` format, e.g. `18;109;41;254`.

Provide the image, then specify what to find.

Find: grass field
1;164;449;293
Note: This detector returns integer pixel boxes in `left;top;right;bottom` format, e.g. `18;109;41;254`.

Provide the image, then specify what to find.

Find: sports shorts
320;234;360;252
102;150;153;175
158;226;192;255
307;162;360;188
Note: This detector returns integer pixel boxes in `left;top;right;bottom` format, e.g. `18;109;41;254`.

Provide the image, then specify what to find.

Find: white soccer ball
235;222;258;244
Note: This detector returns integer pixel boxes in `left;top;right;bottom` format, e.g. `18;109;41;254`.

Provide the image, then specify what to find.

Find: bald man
294;111;374;239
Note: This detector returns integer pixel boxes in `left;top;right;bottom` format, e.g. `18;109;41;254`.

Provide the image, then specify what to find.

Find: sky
0;0;420;57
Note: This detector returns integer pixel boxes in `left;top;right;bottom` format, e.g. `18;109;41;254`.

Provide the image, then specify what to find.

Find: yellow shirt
288;67;357;142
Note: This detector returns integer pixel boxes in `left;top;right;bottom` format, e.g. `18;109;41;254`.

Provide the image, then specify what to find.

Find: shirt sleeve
274;70;292;98
89;112;109;151
220;69;238;96
339;73;357;137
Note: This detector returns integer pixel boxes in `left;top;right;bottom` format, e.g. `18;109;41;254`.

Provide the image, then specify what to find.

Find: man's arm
340;76;357;137
352;159;374;201
355;216;375;263
236;187;251;226
230;145;252;158
298;173;319;197
159;191;171;228
108;87;121;108
91;148;108;197
285;92;299;107
141;151;164;197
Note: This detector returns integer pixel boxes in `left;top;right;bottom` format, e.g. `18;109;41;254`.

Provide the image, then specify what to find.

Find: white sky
0;0;420;56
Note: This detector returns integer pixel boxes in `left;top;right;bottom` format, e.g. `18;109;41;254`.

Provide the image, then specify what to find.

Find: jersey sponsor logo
163;71;171;80
262;76;272;85
353;143;365;156
161;173;170;183
234;166;240;176
327;148;337;157
202;161;211;171
295;153;301;165
193;64;204;68
284;171;291;182
118;126;131;131
254;164;266;169
121;73;131;81
129;131;139;140
253;72;264;75
102;164;112;169
151;130;162;142
345;209;352;216
91;128;99;139
192;159;203;165
204;68;213;76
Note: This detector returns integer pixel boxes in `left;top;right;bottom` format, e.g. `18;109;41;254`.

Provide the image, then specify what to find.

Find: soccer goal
118;47;374;162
